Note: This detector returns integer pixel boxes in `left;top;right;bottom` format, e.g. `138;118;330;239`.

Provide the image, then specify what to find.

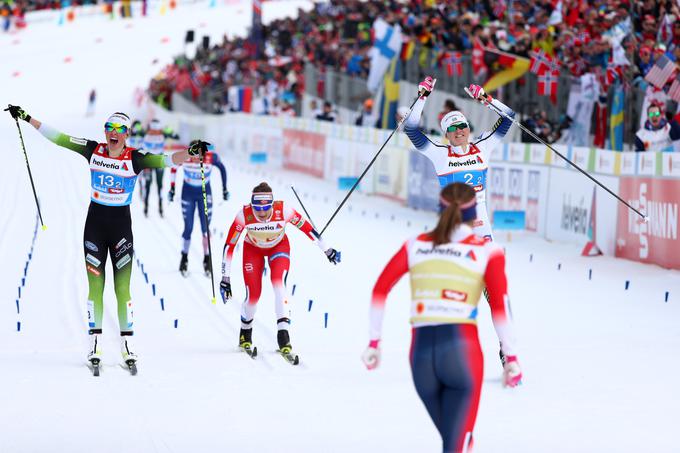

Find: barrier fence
144;101;680;270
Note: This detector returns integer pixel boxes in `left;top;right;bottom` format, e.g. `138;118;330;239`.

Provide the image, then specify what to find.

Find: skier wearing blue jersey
404;77;515;240
169;141;229;276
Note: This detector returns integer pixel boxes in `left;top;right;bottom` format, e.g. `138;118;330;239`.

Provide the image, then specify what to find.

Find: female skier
220;182;340;363
362;182;522;452
404;77;516;240
6;105;202;375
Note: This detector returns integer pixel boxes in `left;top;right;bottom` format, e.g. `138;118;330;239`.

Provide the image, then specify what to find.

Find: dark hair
429;183;477;246
253;182;273;193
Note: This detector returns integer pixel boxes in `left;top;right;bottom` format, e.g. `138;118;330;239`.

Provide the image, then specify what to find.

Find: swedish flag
609;84;624;151
379;58;401;129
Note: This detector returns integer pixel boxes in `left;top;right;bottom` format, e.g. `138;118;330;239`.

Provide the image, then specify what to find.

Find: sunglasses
105;122;128;134
648;111;661;118
447;122;469;132
252;203;272;212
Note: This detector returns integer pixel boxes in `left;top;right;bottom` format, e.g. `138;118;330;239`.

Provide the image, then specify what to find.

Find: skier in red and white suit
220;182;340;353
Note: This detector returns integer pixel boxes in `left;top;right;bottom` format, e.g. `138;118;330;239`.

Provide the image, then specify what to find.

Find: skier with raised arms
362;182;522;452
219;182;341;364
405;77;516;240
6;105;204;376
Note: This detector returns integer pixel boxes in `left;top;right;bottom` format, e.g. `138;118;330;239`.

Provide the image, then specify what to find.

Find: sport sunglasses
253;203;272;212
447;122;469;132
648;111;661;118
104;122;129;134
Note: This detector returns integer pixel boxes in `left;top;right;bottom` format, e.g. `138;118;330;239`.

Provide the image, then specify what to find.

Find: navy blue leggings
409;324;483;453
181;187;212;241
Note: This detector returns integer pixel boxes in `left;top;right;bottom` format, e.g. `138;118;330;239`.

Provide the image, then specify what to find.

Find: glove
168;185;175;202
418;76;436;98
188;140;210;157
362;340;381;370
5;104;31;122
219;277;232;303
468;84;491;103
223;189;229;201
502;355;523;388
325;248;341;264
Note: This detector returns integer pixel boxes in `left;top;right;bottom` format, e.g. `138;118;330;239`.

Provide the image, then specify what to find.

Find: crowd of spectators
144;0;680;150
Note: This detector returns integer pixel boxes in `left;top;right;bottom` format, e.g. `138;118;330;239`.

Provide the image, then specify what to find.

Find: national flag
483;48;530;92
593;99;608;148
645;54;676;89
400;40;415;61
606;64;624;86
472;38;487;78
667;74;680;103
609;84;624;151
444;51;463;77
548;0;563;25
537;68;559;104
367;18;402;93
529;48;559;74
378;57;401;129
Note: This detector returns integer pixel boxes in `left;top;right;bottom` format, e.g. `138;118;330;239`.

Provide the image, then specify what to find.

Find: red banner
282;129;326;178
615;177;680;269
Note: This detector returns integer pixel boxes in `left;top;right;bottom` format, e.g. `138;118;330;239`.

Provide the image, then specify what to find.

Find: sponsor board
615;177;680;269
282;129;326;178
406;151;439;212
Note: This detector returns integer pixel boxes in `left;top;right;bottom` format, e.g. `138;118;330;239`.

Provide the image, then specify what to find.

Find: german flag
481;46;530;93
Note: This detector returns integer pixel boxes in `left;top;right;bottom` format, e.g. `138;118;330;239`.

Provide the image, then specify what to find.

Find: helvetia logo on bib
122;162;129;171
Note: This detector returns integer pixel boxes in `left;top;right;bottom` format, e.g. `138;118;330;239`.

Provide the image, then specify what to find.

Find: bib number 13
97;174;119;187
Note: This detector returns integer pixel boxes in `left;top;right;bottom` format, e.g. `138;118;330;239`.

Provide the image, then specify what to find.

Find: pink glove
418;76;436;98
362;340;381;370
468;84;491;103
503;355;522;388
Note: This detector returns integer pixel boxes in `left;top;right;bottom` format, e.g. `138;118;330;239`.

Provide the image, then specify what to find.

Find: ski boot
121;334;138;375
179;252;188;277
277;329;299;365
87;331;102;376
203;255;211;277
239;328;257;358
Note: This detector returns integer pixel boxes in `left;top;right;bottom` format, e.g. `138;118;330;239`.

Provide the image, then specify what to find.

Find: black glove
325;248;341;265
168;185;175;202
5;105;31;122
188;140;210;157
219;278;232;303
223;189;230;201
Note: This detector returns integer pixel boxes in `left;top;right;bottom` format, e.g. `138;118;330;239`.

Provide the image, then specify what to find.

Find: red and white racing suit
221;201;327;329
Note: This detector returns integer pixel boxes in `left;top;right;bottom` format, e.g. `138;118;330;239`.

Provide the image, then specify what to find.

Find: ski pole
7;114;47;230
198;143;217;304
290;185;318;230
319;94;420;236
464;87;647;221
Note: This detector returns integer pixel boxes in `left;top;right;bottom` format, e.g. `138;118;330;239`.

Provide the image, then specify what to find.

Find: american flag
668;74;680;103
645;55;677;89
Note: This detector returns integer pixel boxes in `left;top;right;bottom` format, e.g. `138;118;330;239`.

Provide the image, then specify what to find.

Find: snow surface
1;2;679;452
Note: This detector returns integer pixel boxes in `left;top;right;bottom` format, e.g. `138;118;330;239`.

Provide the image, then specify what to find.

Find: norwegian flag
607;64;625;86
569;57;588;77
667;74;680;103
444;51;463;77
493;0;507;19
645;55;677;89
530;48;560;74
472;38;487;77
538;68;559;104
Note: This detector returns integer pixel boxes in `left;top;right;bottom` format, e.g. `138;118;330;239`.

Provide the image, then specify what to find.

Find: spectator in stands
521;110;560;145
355;98;377;127
316;101;337;122
308;99;322;119
635;101;680;152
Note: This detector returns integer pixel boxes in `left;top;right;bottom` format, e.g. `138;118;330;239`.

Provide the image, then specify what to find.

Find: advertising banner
615;177;680;269
407;151;439;212
282;129;326;178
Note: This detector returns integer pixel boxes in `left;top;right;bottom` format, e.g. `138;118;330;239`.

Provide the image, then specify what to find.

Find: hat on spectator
440;111;469;134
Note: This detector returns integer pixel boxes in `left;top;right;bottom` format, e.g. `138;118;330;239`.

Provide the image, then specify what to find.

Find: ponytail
429;183;477;246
